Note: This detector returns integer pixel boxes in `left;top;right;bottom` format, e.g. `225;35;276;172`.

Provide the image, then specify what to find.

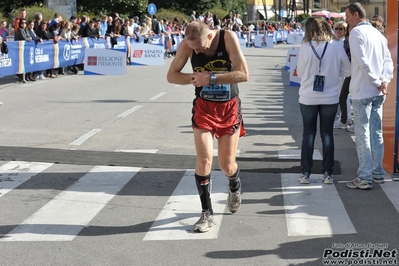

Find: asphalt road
0;44;398;266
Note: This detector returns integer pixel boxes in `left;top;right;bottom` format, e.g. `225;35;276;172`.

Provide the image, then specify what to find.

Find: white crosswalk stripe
281;173;356;236
1;165;140;241
0;161;53;198
143;170;228;241
1;160;399;242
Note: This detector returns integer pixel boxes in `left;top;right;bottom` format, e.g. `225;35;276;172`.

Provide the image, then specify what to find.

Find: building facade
316;0;387;21
247;0;387;22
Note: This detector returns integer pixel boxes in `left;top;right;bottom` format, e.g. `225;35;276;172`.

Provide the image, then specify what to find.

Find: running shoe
346;177;372;189
193;211;215;233
323;174;334;184
299;174;309;184
227;185;242;213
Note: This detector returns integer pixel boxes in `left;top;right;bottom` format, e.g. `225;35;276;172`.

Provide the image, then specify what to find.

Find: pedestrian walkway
0;159;398;242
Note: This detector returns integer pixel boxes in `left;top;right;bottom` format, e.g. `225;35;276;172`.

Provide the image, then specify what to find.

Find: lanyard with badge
310;42;328;92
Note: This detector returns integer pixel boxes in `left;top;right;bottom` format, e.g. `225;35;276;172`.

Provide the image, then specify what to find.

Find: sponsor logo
132;50;143;58
0;54;12;68
29;47;34;65
87;56;124;67
87;56;97;66
34;47;50;64
63;44;71;61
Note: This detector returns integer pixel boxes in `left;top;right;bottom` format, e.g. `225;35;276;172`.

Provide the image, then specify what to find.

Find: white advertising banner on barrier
285;47;300;70
287;33;304;45
130;43;164;66
289;55;300;86
239;38;247;53
84;48;127;76
254;35;274;48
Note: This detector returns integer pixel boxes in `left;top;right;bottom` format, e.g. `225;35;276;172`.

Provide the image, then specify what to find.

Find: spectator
190;11;196;22
0;20;9;39
70;23;80;40
198;12;205;22
151;14;161;35
345;2;394;189
70;15;77;25
333;21;354;132
13;8;27;33
15;19;31;41
60;21;73;41
27;20;43;81
133;25;145;43
15;19;32;82
49;13;62;27
100;15;108;37
36;20;49;40
213;14;221;29
107;16;113;29
78;15;88;36
33;13;42;33
84;19;99;39
296;17;351;184
234;13;243;27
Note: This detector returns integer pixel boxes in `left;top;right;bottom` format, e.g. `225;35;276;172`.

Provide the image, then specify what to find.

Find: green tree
0;0;37;16
77;0;147;16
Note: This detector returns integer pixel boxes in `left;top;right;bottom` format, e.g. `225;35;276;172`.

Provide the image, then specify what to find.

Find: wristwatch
209;73;218;85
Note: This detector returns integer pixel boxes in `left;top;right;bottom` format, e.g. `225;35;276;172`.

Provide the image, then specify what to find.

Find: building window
374;7;379;16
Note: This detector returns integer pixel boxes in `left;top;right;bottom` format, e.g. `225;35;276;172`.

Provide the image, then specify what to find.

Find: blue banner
0;36;135;77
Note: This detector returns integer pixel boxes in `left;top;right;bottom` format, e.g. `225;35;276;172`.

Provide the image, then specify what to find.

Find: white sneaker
299;174;309;184
346;124;355;133
333;120;346;129
38;74;46;80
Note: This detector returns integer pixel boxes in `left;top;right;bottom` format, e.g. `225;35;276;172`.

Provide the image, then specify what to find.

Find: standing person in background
100;15;108;37
0;21;9;39
167;21;249;233
190;11;196;22
33;12;42;33
13;8;27;33
332;21;354;133
15;19;33;83
296;17;351;185
345;2;394;189
151;14;161;35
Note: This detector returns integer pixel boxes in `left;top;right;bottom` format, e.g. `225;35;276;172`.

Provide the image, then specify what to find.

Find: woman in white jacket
296;17;351;184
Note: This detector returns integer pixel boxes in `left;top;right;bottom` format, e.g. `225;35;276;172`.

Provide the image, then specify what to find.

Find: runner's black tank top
191;30;239;99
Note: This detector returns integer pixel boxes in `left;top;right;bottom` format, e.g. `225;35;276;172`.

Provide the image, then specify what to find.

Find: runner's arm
167;40;193;85
216;30;249;84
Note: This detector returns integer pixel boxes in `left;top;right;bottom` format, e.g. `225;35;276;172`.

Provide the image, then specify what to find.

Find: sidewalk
240;43;361;181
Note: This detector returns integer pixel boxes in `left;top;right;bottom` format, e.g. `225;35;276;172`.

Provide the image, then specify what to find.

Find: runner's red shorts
192;97;246;139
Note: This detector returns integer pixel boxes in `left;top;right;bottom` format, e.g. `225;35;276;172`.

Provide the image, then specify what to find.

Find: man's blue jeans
300;103;338;176
352;95;385;183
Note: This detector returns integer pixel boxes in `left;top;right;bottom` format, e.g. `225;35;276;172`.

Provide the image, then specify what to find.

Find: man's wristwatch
209;73;217;85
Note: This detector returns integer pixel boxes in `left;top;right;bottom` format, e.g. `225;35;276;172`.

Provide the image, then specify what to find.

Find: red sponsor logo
132;50;144;58
87;56;97;66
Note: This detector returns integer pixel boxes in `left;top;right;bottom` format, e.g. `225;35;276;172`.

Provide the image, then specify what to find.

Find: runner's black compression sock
228;168;241;193
195;173;213;214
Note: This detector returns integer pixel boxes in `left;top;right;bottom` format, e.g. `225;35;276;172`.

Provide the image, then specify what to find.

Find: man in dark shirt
83;20;99;38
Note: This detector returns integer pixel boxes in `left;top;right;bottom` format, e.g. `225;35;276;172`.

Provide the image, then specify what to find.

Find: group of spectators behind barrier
0;35;165;77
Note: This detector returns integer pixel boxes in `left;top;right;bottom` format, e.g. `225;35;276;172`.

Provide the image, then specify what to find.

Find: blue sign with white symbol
148;3;157;15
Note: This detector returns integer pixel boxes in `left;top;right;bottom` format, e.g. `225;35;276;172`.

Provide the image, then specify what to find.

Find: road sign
148;3;157;15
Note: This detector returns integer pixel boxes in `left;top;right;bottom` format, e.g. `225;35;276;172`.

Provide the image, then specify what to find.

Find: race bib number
313;75;325;92
200;84;231;101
